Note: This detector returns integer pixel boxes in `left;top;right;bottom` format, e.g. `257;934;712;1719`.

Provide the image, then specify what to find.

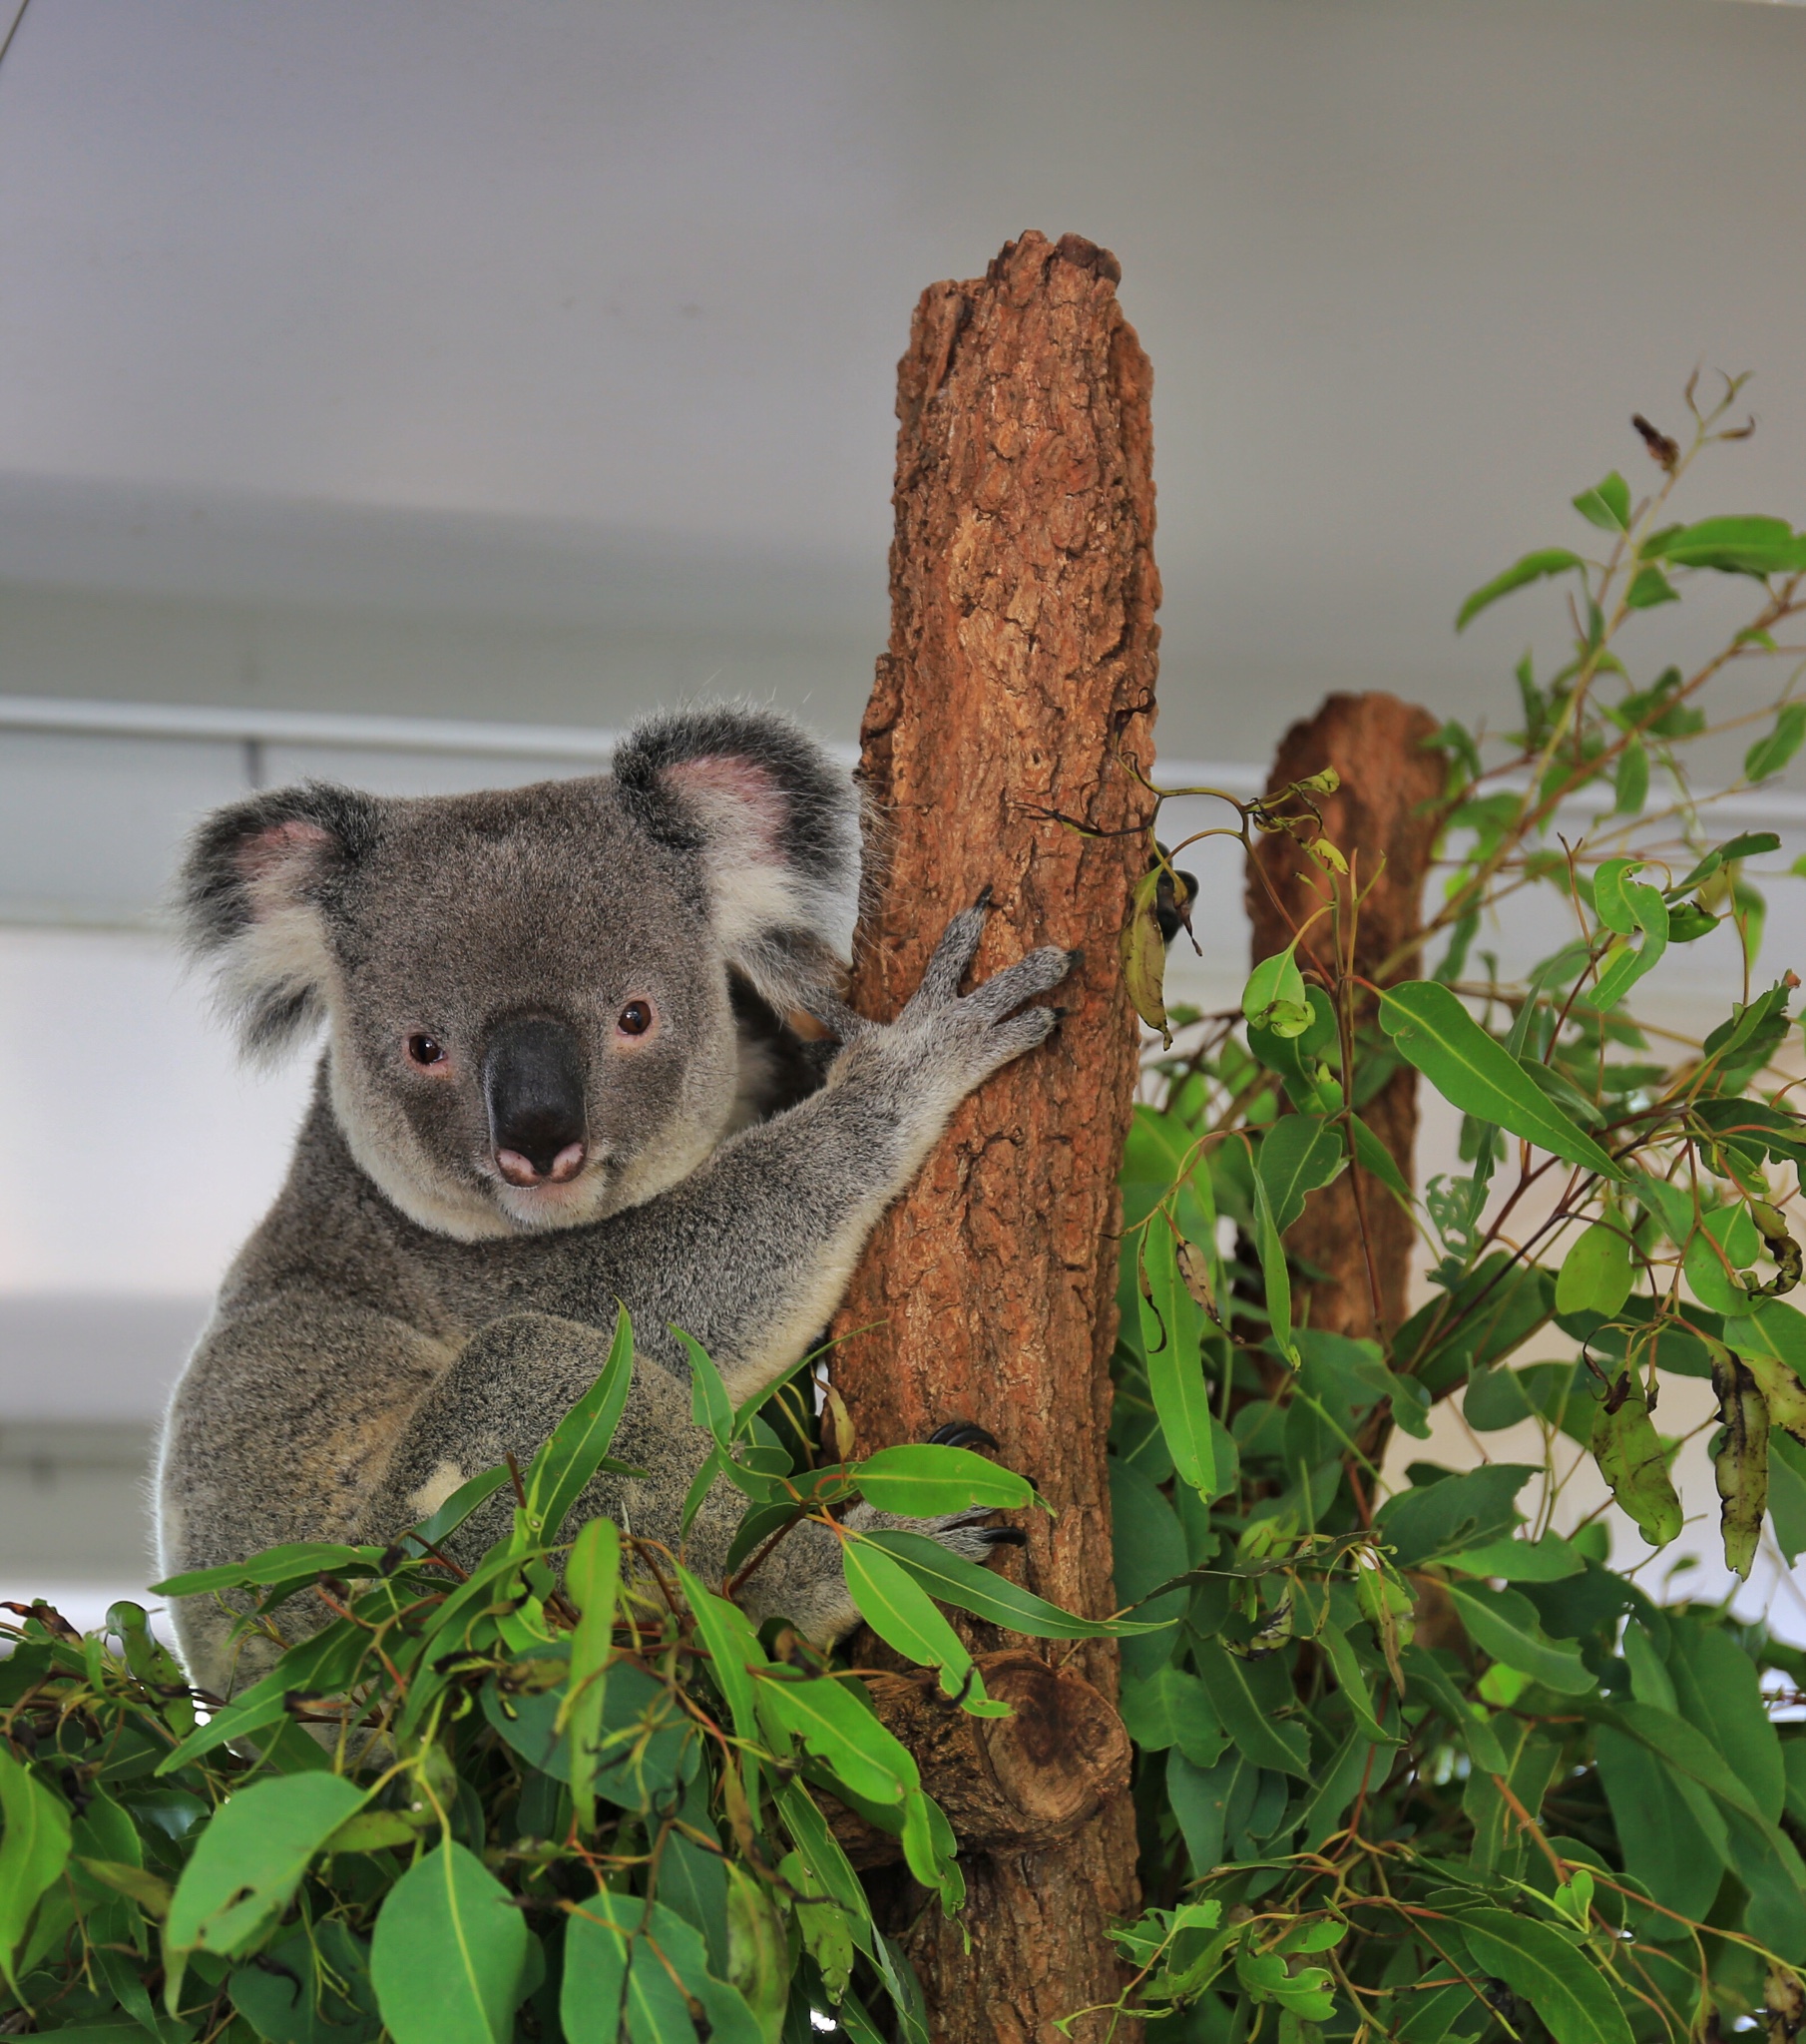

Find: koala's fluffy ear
177;783;383;1061
612;707;862;1017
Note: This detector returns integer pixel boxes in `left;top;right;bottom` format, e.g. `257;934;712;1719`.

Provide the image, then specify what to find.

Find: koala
155;705;1074;1702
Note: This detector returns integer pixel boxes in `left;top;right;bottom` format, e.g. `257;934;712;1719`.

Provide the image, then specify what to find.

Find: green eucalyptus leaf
1623;563;1678;610
1247;1147;1298;1367
1192;1642;1310;1778
1256;1113;1345;1234
865;1531;1164;1639
1318;1621;1397;1746
1138;1220;1218;1497
1746;701;1806;783
561;1516;620;1831
1118;1666;1229;1768
1242;945;1311;1039
1111;1461;1190;1679
1378;981;1624;1180
1445;1532;1584;1582
840;1535;995;1713
1666;900;1720;942
0;1749;72;1990
1644;514;1806;577
165;1774;365;1993
1443;1583;1595;1694
403;1468;515;1560
1572;471;1630;532
1376;1464;1534;1568
151;1541;388;1600
1593;857;1639;934
1399;1646;1512;1776
1668;1617;1786;1821
1611;735;1649;811
850;1443;1032;1516
1594;1722;1728;1932
370;1841;530;2044
1456;549;1586;632
559;1891;630;2044
1348;1114;1413;1206
1555;1221;1633;1318
521;1303;637;1539
760;1677;917;1805
678;1323;734;1450
1456;1910;1632;2044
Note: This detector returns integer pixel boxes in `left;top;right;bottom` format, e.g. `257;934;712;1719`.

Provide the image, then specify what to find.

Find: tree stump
1245;693;1445;1337
828;230;1158;2042
818;1652;1132;1868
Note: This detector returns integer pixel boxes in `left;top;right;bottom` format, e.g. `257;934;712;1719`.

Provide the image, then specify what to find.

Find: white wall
0;0;1803;766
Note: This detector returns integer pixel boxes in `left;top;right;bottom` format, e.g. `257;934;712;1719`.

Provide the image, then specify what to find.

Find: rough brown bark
828;230;1158;2043
1245;693;1445;1337
819;1652;1132;1868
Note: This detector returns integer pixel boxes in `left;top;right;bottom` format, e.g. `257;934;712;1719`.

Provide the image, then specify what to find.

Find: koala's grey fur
155;705;1072;1701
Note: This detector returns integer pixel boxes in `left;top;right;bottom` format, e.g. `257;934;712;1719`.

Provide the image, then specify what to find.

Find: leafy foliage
1109;377;1806;2040
0;1315;1135;2042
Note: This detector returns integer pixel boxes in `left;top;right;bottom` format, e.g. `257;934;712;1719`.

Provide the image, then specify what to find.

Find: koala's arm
530;905;1075;1404
343;910;1070;1645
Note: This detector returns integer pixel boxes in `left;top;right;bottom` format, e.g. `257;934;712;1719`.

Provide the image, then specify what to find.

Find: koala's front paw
893;894;1076;1096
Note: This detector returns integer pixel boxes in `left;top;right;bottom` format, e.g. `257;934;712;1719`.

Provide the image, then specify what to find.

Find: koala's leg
365;1313;1026;1648
734;1505;1025;1645
157;1300;452;1699
364;1312;746;1576
586;906;1075;1406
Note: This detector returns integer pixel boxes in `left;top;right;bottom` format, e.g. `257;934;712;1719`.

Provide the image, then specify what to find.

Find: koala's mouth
484;1154;610;1231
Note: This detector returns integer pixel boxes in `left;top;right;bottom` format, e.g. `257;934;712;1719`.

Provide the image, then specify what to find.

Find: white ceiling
0;0;1803;760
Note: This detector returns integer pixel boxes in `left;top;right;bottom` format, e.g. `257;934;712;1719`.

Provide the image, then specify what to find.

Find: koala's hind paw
927;1419;999;1452
846;1498;1026;1567
924;1512;1027;1564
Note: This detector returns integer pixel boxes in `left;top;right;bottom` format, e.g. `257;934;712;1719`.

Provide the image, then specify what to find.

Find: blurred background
3;0;1805;1636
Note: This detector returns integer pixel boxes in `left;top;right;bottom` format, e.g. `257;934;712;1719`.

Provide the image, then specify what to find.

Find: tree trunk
1244;693;1445;1337
828;230;1158;2043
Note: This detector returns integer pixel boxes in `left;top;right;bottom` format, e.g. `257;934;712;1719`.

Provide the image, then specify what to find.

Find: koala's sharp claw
975;883;995;910
1066;946;1085;971
928;1420;999;1452
982;1527;1028;1549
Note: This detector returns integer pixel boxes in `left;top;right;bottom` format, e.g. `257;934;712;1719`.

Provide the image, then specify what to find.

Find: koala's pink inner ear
233;817;337;895
663;755;787;862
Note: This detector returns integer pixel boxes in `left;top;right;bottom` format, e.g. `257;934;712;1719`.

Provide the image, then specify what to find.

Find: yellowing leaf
1122;867;1170;1046
1591;1380;1682;1547
1711;1352;1770;1581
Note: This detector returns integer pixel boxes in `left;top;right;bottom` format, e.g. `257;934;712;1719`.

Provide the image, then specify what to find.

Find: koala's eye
617;1000;653;1038
406;1034;448;1068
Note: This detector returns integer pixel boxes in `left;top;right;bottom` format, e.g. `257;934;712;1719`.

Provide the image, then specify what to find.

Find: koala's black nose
484;1015;588;1187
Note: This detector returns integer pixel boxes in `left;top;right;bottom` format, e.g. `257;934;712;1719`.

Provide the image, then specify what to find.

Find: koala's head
179;707;861;1241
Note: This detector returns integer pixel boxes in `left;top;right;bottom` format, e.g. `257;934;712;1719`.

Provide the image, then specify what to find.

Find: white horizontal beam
0;692;626;762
